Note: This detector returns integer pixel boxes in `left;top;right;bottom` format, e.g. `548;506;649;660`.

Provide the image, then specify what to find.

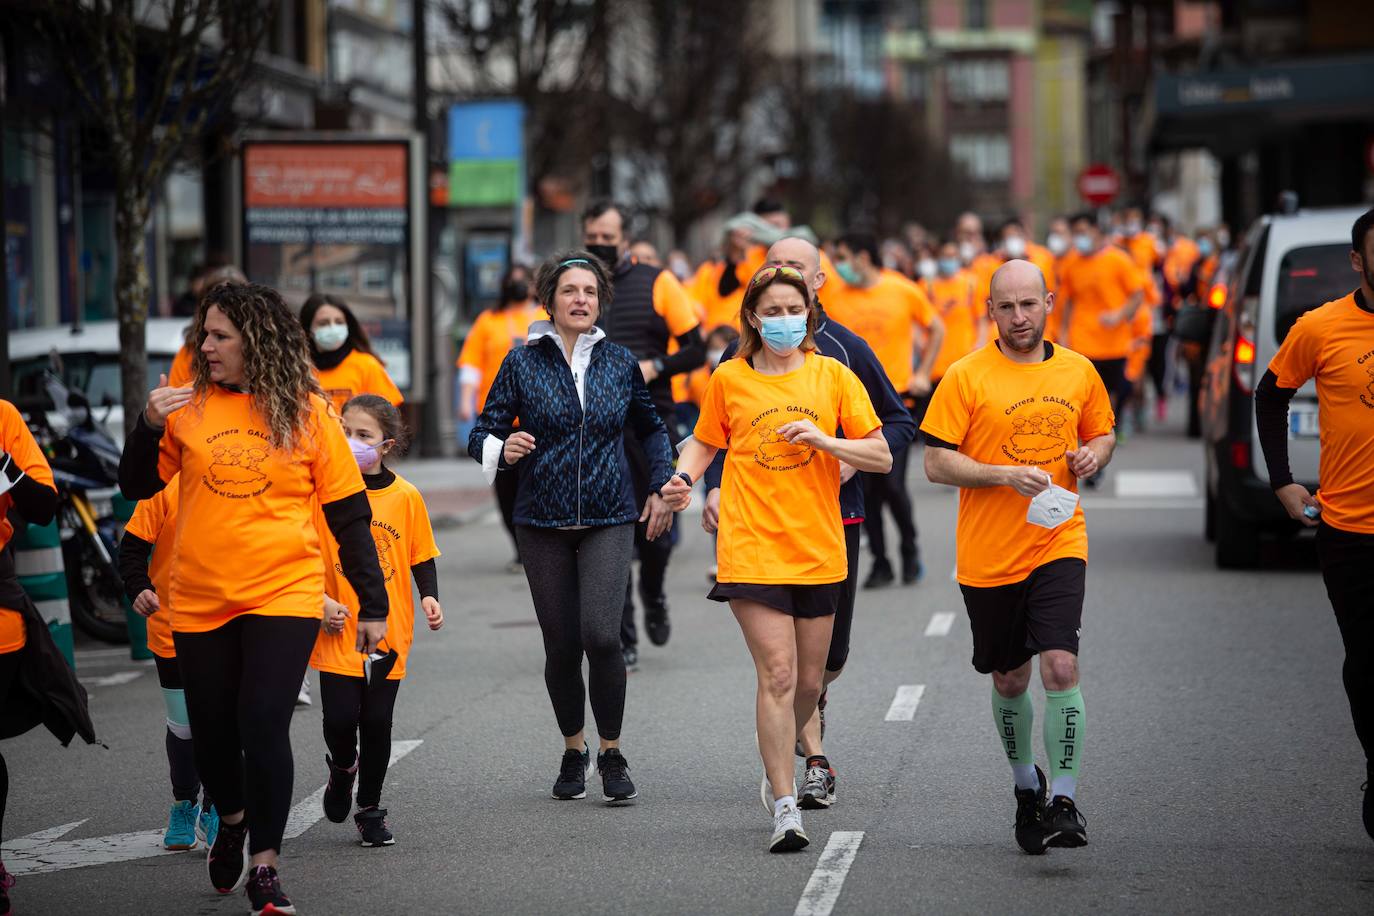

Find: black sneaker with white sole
1013;766;1048;855
552;746;590;800
798;756;836;810
355;807;395;847
596;748;638;804
1041;795;1088;848
245;864;296;915
206;816;249;894
322;754;357;823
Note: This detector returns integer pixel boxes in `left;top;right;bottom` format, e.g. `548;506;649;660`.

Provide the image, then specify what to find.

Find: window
1273;244;1353;344
322;267;354;291
359;261;390;294
949;133;1011;181
967;0;988;30
946;58;1009;102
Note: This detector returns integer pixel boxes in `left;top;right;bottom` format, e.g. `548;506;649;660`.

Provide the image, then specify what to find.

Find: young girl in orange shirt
312;395;443;848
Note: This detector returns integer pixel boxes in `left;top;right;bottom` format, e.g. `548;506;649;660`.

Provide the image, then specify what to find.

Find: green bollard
113;492;152;661
14;520;75;669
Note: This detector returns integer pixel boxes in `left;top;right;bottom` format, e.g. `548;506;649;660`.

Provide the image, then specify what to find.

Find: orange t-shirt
122;478;180;658
694;353;881;584
156;389;366;632
1125;305;1154;382
920;340;1115;587
457;304;543;414
1125;234;1158;273
168;344;195;389
316;349;403;415
0;400;56;653
1059;246;1146;360
1163;237;1201;294
927;272;982;381
311;472;439;680
1025;245;1059;296
969;252;1002;305
825;271;937;391
1268;292;1374;534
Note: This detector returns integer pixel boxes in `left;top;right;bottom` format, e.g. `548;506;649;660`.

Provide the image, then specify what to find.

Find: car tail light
1208;283;1227;309
1230;441;1251;469
1232;313;1257;395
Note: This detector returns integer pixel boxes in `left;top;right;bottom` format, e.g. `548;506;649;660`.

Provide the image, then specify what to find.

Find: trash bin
14;520;74;669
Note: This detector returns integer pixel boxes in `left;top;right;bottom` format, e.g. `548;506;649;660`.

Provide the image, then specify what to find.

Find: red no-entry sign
1077;164;1122;206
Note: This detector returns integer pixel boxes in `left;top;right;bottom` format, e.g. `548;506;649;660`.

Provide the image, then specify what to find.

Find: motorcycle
27;370;129;644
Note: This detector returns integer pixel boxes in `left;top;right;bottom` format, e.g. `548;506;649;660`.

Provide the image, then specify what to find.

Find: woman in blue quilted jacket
469;250;684;806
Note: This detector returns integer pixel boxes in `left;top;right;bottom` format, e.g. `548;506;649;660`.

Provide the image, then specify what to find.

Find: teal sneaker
196;803;220;849
164;800;199;850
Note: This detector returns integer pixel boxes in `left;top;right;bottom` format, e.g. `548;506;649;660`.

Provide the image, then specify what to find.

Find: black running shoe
901;558;924;584
597;748;638;804
644;601;671;647
1362;777;1373;842
622;643;639;671
1013;766;1048;855
552;746;590;800
323;754;357;824
1041;795;1088;849
1;862;14;916
798;756;836;810
206;816;249;894
862;562;894;590
245;864;296;915
355;807;395;847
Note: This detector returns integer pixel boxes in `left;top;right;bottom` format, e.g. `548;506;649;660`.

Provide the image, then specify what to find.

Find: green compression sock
1044;685;1085;800
991;687;1038;791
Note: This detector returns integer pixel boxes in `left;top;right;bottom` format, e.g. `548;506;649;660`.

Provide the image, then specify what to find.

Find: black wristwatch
675;471;692;488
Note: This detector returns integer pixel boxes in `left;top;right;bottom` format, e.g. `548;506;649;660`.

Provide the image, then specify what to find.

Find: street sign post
1077;164;1122;206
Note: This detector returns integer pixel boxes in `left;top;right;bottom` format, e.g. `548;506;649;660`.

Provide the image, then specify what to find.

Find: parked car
9;319;189;441
1183;205;1364;568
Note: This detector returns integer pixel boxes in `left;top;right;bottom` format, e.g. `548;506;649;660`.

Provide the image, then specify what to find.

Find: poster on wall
241;141;413;389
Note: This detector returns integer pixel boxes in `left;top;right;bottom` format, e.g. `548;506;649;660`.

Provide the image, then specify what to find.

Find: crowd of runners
0;201;1370;915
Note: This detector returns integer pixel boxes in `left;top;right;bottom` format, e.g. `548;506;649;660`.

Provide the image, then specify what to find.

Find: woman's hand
660;475;692;511
702;488;721;534
421;596;444;630
323;596;350;634
503;431;536;465
641;493;673;541
144;373;194;428
356;619;388;654
776;419;831;451
838;461;857;484
132;589;160;618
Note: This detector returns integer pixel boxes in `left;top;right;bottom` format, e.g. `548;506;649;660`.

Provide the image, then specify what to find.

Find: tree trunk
115;186;152;440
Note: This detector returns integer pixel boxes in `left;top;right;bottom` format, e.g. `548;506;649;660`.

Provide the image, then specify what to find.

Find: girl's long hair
191;283;326;453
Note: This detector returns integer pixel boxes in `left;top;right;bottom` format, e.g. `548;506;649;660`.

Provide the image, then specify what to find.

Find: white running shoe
760;773;798;815
769;801;809;853
296;676;312;707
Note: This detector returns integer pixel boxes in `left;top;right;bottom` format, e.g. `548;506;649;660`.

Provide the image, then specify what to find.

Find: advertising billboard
241;139;415;389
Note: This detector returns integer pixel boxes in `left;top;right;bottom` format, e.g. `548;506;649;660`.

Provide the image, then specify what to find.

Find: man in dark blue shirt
703;236;917;811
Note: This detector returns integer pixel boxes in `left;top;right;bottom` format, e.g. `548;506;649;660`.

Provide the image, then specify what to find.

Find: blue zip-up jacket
469;325;674;528
703;307;916;520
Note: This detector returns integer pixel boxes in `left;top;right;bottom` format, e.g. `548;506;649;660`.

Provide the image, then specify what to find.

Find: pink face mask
348;437;386;471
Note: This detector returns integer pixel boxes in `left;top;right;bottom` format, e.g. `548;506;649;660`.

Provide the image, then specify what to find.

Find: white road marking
1113;470;1197;499
794;830;865;916
78;670;146;688
924;612;956;637
4;740;423;876
74;646;142;660
884;685;925;721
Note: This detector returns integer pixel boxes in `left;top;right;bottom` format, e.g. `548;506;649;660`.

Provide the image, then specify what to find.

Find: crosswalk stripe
924;612;956;637
884;685;925;721
794;830;865;916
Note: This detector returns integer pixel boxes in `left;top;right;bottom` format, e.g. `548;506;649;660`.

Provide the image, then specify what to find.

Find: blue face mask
835;262;862;286
758;314;808;354
1073;233;1094;255
1198;239;1215;257
938;257;961;277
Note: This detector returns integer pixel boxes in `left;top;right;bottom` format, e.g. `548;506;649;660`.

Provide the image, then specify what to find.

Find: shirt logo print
375;534;396;584
1362;366;1374;409
1006;411;1070;462
203;439;273;499
752;420;816;472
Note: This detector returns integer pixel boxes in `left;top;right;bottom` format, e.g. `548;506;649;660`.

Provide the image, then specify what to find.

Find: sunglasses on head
749;265;806;287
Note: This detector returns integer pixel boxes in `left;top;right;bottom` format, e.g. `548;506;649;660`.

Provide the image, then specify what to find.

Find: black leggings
1147;333;1171;400
1317;524;1374;771
173;614;319;855
494;469;520;560
0;649;17;845
863;444;918;568
154;654;206;806
319;672;401;809
827;523;863;673
514;524;635;741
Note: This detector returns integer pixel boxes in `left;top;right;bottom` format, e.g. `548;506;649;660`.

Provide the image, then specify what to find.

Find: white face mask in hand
0;453;24;498
1026;472;1079;529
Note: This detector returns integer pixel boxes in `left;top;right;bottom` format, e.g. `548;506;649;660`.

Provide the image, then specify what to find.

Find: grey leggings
515;523;635;741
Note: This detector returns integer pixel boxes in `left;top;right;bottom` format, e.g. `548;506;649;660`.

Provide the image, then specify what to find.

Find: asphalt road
4;423;1370;915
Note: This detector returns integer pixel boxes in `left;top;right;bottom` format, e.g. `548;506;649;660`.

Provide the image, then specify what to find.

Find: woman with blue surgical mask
668;265;891;853
300;294;403;416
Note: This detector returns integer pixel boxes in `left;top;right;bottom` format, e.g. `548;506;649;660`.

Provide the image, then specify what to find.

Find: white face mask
313;323;349;352
1026;475;1080;529
0;453;24;498
916;258;937;279
1003;236;1027;258
958;241;977;264
1046;233;1069;257
707;348;725;368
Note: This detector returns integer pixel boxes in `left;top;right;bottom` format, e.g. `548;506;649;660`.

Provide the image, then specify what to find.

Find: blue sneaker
196;803;220;849
164;799;199;850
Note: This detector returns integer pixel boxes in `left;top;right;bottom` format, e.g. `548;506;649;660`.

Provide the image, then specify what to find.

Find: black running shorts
959;557;1086;674
1089;358;1128;401
708;581;841;619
